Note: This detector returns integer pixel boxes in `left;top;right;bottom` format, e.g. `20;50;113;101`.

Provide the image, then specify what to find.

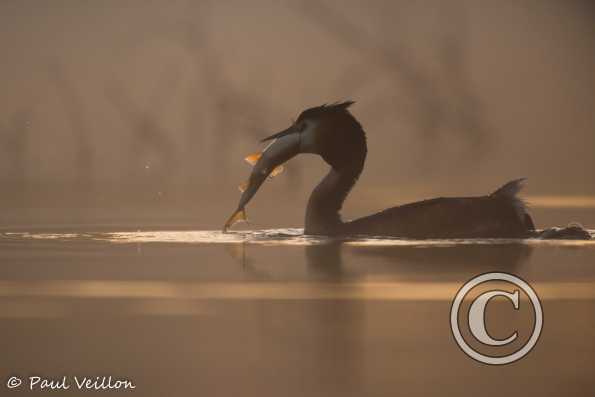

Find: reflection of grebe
225;102;590;239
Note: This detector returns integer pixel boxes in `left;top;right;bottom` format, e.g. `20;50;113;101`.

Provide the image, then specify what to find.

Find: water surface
1;227;594;396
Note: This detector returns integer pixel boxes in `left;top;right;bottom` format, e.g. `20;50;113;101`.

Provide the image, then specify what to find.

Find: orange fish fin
244;153;262;166
238;181;249;193
223;208;248;232
268;164;284;178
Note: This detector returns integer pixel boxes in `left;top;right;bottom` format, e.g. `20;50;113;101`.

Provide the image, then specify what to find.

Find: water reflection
305;242;344;279
1;229;594;301
302;240;533;285
352;243;533;280
303;241;364;395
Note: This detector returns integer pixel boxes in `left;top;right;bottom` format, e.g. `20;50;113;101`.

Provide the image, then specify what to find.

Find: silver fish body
223;131;300;231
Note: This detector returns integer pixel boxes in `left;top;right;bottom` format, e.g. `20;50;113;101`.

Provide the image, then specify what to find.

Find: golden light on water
1;280;594;302
5;229;594;246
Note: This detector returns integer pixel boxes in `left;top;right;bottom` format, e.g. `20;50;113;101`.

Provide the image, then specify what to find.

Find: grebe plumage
225;101;590;240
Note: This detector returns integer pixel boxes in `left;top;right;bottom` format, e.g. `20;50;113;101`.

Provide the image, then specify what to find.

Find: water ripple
2;229;594;247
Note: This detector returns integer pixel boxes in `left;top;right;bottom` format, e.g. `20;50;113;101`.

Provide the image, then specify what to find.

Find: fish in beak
223;126;301;231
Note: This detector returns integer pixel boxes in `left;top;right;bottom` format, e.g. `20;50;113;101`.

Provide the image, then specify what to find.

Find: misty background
1;0;594;229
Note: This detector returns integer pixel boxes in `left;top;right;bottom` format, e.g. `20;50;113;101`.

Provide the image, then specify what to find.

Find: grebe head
223;101;366;231
261;101;366;169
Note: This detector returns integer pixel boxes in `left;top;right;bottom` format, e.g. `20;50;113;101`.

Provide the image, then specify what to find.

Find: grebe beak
260;126;296;142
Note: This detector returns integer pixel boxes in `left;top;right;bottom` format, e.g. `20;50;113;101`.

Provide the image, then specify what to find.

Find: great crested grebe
224;101;590;240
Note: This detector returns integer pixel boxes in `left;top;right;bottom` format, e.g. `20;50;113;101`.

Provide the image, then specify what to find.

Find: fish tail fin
223;208;248;232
